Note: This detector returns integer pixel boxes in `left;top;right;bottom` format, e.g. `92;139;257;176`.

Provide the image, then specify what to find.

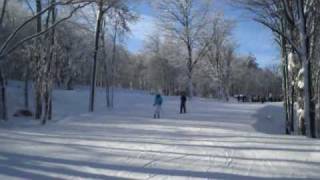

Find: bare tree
105;7;136;108
0;0;8;120
204;15;234;101
89;0;136;111
34;0;43;119
88;0;112;111
154;0;212;98
0;0;91;121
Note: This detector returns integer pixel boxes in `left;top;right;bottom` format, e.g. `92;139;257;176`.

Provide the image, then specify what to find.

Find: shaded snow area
1;83;320;179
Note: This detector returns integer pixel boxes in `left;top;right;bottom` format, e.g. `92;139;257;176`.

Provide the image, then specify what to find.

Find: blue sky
127;1;279;67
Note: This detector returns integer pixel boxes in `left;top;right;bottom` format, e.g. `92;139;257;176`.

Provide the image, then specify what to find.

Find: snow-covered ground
1;82;320;179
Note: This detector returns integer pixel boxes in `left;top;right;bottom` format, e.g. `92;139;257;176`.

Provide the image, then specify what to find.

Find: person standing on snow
153;93;163;119
180;92;187;114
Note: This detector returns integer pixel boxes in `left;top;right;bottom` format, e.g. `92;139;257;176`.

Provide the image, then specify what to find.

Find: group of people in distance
235;93;282;103
153;92;187;119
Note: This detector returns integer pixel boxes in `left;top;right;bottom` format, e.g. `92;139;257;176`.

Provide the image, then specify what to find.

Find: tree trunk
66;78;73;90
110;22;118;108
317;70;320;137
307;60;316;137
297;0;316;138
317;72;320;137
48;95;52;120
290;83;295;132
302;60;315;137
0;0;7;26
0;68;7;120
42;91;49;124
283;60;289;134
35;0;42;120
224;52;232;102
0;0;8;121
106;82;111;107
280;37;290;134
24;66;29;109
187;73;193;98
42;0;56;124
48;0;56;121
35;88;42;119
187;43;193;98
100;18;111;108
89;3;103;112
104;60;111;108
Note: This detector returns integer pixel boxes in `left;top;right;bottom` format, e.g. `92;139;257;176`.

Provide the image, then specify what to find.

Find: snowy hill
1;82;320;179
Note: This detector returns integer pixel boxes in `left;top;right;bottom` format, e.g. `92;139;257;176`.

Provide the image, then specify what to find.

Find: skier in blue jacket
153;93;163;119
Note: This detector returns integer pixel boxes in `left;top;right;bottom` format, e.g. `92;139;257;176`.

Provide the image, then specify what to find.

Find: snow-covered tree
237;0;320;138
153;0;213;98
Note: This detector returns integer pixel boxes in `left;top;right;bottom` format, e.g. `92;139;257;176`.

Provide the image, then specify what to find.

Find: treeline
133;33;281;100
0;1;281;124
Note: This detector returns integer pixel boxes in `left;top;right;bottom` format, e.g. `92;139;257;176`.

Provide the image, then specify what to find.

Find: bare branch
0;2;92;60
0;0;88;57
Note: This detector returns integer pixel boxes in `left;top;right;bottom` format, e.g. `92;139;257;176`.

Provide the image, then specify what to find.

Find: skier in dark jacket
180;93;187;114
153;93;163;118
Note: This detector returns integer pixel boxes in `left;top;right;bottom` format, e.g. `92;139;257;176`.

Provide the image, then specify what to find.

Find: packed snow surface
1;84;320;179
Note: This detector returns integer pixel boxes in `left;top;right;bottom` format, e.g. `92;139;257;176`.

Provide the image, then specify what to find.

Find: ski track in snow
0;84;320;179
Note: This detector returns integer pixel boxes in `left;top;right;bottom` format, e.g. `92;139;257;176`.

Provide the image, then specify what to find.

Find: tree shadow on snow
0;151;312;180
252;104;285;135
0;151;131;180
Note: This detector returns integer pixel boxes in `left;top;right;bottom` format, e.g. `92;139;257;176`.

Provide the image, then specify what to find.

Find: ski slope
1;84;320;179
